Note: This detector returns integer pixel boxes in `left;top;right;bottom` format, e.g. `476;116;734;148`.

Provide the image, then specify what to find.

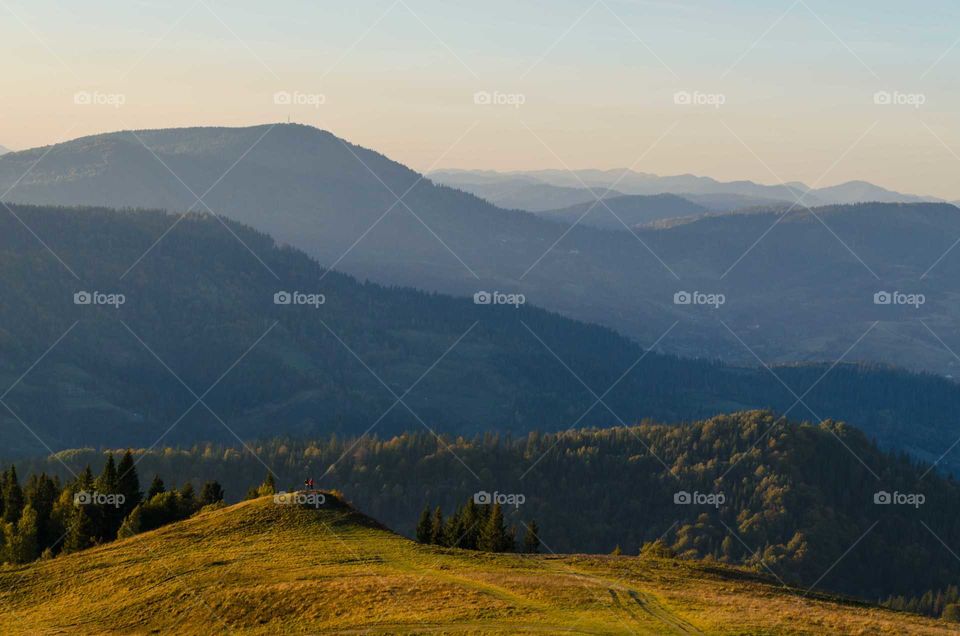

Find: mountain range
4;204;960;478
2;125;960;378
430;168;940;211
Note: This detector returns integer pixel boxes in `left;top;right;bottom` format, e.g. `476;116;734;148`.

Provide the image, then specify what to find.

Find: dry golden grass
0;494;953;635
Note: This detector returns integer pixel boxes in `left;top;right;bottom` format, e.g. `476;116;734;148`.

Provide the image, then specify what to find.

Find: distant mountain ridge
0;145;10;156
430;168;941;210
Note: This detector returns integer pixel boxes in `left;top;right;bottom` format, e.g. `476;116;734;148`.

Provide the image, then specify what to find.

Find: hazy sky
3;0;960;198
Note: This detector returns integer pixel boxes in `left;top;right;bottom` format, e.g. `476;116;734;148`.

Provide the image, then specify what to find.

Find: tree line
415;497;541;554
0;451;225;564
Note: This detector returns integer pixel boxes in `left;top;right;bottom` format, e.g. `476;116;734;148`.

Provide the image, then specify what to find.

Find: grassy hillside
0;494;951;635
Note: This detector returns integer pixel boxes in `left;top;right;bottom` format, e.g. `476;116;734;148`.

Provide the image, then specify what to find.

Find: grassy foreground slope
0;495;950;635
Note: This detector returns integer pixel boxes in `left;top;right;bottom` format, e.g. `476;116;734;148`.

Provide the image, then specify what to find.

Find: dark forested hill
3;204;960;477
19;411;960;606
3;125;960;376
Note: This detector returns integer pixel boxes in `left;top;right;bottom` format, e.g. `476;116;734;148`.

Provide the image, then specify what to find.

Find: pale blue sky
3;0;960;197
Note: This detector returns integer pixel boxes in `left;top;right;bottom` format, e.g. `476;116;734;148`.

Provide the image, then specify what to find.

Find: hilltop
0;493;951;634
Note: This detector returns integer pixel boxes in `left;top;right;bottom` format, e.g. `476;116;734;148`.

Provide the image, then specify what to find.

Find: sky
2;0;960;199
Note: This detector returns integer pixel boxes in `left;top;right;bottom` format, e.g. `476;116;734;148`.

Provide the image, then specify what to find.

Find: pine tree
444;507;467;548
200;481;224;506
522;520;540;554
460;499;483;550
95;454;123;539
64;505;95;553
146;475;165;500
180;482;195;504
2;466;24;523
415;506;432;543
116;451;142;515
429;506;445;545
478;503;510;552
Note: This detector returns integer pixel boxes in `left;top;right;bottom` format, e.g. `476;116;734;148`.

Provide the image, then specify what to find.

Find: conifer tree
478;503;510;552
200;481;224;506
429;506;445;545
64;505;95;553
2;466;24;523
146;475;165;500
415;506;432;544
522;520;541;554
116;451;142;514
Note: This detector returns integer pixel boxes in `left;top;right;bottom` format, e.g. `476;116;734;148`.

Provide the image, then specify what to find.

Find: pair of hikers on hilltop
303;478;314;490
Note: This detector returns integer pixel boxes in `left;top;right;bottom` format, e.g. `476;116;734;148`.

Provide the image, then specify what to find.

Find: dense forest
3;204;960;476
15;410;960;612
0;451;226;563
